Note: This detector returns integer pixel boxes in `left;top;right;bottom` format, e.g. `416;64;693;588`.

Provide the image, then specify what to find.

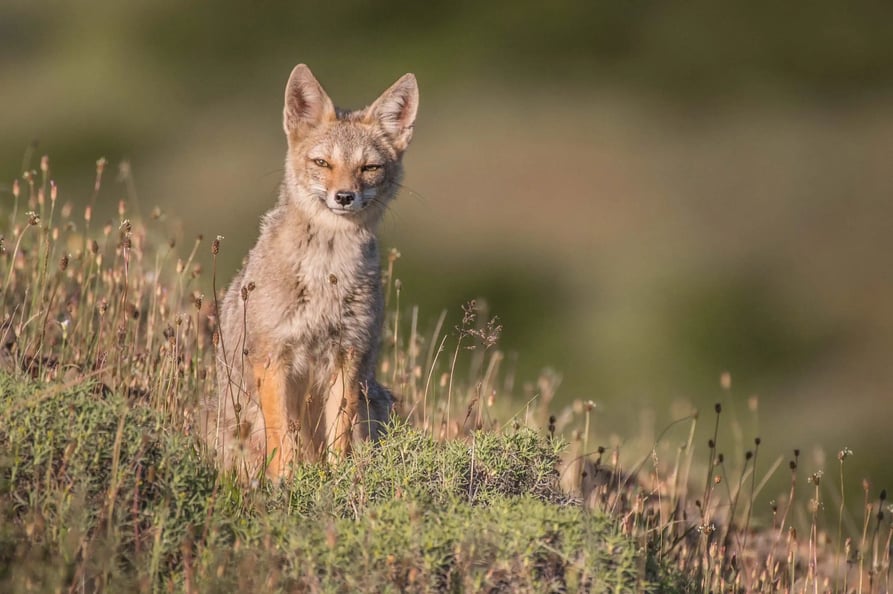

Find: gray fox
207;64;418;479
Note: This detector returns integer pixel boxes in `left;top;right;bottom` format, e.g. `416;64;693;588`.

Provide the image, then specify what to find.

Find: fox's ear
368;73;418;153
283;64;336;139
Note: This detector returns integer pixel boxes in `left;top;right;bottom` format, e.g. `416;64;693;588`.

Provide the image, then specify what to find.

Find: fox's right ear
283;64;336;139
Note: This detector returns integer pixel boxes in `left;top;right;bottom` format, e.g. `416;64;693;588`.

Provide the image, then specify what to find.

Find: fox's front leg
255;361;293;478
325;355;360;460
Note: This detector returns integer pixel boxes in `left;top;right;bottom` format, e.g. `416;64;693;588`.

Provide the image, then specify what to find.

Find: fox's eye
312;158;330;168
361;164;382;173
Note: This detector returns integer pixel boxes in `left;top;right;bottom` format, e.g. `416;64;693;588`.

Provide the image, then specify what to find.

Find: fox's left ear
368;73;419;153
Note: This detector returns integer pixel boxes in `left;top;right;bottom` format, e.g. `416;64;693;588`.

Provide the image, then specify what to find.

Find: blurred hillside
2;1;892;490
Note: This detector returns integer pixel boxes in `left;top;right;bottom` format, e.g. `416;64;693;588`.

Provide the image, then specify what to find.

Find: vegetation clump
0;375;667;592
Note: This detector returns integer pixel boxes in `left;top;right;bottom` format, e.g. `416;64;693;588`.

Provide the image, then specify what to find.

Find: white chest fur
250;221;381;376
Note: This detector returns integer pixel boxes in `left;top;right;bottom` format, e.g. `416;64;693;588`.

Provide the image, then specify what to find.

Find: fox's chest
271;236;381;359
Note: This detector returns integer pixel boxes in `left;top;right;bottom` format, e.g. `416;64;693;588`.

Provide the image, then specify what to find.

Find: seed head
838;447;853;462
748;394;759;412
461;300;477;326
720;371;731;390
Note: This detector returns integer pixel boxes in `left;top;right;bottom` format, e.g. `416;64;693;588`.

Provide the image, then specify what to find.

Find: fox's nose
334;191;356;207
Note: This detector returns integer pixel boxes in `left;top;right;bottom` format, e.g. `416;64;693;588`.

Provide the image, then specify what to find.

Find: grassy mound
0;372;681;592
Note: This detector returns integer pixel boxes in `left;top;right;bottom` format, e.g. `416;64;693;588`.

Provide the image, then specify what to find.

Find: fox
206;64;418;480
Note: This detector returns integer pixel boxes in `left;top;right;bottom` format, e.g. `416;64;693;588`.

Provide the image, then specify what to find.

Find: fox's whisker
394;181;426;202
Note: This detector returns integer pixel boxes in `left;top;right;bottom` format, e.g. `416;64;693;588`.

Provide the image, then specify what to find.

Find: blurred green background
2;1;892;496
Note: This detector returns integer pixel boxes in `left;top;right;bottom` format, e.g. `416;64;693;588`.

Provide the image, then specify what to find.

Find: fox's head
281;64;418;228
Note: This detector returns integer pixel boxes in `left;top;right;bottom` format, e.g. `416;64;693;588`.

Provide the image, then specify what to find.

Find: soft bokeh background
2;1;892;496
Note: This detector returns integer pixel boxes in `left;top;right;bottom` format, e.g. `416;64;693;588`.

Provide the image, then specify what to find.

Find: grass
1;155;891;592
1;373;667;592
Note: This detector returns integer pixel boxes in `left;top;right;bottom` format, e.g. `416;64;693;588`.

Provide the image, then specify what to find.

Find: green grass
0;373;679;592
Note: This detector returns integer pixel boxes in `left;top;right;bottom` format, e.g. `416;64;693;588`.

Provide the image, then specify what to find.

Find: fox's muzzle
334;190;357;207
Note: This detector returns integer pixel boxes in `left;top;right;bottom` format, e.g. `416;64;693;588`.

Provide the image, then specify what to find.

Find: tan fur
204;64;418;481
